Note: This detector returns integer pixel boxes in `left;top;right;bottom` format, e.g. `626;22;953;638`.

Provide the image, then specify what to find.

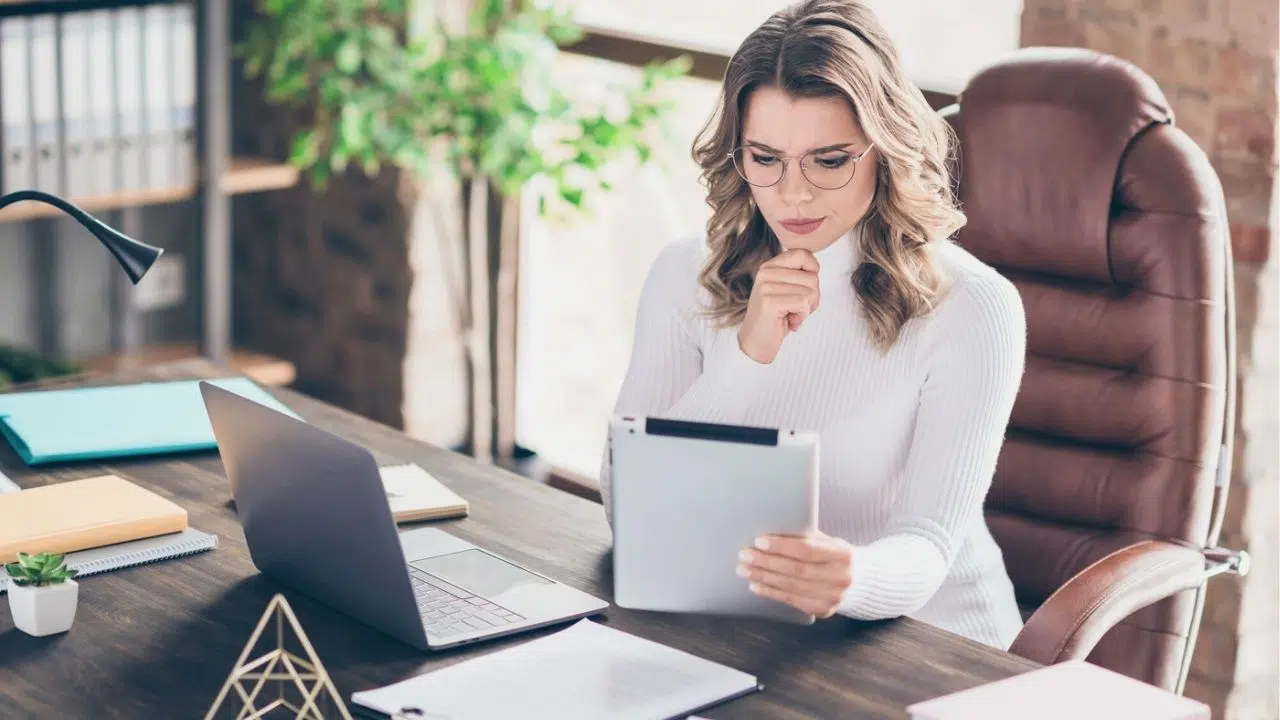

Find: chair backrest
939;47;1234;691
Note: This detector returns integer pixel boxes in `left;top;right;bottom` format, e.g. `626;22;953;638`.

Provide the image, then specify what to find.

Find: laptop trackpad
399;527;594;618
410;548;553;599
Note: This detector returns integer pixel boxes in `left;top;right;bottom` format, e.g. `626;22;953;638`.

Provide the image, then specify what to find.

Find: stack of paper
907;660;1210;720
350;619;760;720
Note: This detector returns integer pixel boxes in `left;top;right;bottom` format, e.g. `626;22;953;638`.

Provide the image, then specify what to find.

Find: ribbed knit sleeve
599;239;772;521
836;273;1027;622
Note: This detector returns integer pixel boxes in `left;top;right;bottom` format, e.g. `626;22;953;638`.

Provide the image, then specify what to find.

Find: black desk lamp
0;190;164;492
0;190;164;284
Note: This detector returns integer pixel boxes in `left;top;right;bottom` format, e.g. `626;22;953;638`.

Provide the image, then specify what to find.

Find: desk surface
0;364;1040;719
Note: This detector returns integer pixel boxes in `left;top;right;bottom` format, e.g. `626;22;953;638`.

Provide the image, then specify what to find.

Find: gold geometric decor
205;593;353;720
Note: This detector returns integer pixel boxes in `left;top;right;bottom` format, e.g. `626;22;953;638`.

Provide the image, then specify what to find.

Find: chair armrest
1009;540;1210;666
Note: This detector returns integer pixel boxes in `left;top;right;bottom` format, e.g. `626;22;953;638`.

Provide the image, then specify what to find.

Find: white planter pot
8;579;79;637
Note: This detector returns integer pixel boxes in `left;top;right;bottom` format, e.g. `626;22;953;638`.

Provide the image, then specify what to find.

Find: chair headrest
952;47;1175;282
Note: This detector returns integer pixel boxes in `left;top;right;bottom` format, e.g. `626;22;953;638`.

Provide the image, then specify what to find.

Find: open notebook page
350;619;760;720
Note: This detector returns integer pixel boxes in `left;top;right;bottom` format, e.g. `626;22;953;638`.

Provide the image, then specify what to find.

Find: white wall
860;0;1024;94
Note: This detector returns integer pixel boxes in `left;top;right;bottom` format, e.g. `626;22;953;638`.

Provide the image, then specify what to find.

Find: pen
392;707;450;720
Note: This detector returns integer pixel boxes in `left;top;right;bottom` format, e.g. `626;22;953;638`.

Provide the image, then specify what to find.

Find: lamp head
90;220;164;284
0;190;165;284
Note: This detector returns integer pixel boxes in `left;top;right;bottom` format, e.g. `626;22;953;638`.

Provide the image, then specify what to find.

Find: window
515;54;721;481
570;0;1026;94
570;1;788;58
515;1;1026;483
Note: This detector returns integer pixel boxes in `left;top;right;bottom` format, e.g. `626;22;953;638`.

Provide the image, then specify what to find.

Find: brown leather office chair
938;47;1250;693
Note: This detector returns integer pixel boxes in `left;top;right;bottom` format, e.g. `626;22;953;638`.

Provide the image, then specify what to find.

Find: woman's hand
737;531;854;619
737;248;821;364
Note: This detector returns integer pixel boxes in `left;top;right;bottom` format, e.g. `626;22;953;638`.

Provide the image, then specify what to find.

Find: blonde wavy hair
692;0;965;349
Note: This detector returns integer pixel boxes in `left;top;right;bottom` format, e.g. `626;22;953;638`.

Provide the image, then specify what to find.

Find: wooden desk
0;365;1040;719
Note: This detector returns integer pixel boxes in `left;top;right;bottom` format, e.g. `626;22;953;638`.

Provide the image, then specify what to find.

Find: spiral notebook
0;528;218;594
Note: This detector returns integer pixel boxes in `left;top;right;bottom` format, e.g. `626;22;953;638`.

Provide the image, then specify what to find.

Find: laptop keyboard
408;567;525;638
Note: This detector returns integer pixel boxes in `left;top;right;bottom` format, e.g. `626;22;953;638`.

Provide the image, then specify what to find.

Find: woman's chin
775;230;844;254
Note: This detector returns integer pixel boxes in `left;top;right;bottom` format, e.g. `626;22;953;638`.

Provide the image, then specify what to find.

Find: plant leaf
238;0;687;217
561;187;583;208
335;38;362;74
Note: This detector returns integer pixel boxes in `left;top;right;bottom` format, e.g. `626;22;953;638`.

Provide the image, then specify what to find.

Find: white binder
87;9;117;198
171;2;195;187
1;15;33;195
30;14;60;194
59;11;93;199
114;6;144;192
142;3;172;191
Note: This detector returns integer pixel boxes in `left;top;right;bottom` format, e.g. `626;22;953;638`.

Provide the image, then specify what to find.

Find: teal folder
0;377;299;466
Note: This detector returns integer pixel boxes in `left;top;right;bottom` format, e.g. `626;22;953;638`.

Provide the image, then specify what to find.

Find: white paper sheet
350;619;759;720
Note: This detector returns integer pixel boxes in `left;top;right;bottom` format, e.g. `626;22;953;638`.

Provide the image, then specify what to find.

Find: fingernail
755;537;770;551
736;564;749;578
738;549;752;563
749;583;761;594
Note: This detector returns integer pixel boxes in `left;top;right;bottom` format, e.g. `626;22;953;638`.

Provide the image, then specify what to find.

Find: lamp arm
1;189;104;226
0;190;164;285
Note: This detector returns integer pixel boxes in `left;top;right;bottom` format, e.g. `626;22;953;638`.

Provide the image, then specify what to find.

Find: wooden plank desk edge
0;362;1042;719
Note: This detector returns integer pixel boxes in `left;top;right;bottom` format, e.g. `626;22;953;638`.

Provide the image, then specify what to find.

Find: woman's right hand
737;248;821;364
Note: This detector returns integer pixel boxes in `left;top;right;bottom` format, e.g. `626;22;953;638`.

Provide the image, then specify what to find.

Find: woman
600;0;1027;650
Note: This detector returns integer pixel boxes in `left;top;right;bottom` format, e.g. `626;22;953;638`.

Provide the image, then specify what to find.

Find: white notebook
907;660;1210;720
378;463;468;523
350;619;761;720
0;527;218;594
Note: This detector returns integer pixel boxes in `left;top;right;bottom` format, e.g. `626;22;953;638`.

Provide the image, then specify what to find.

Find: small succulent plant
5;552;79;588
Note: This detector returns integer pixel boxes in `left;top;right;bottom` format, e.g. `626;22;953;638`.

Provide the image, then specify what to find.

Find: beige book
0;474;188;563
379;463;469;523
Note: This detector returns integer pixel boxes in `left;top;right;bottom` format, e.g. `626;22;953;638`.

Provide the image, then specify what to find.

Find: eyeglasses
729;143;874;191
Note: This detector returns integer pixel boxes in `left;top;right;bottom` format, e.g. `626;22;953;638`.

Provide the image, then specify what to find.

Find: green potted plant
0;344;82;390
5;551;80;636
238;0;688;464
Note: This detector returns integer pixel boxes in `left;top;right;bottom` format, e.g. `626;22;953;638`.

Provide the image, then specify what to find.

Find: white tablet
607;415;820;624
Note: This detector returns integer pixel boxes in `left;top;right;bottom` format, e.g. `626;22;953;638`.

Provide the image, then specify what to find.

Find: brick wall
1021;1;1279;718
227;0;414;430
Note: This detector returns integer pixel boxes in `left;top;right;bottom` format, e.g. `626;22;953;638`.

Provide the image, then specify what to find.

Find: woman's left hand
737;531;854;619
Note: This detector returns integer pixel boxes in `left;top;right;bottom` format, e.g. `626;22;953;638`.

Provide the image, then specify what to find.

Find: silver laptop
199;380;608;651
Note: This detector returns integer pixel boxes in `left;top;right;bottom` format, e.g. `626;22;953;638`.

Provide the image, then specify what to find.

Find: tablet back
608;415;820;624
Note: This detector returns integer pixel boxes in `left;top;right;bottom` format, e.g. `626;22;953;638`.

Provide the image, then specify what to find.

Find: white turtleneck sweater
600;231;1028;650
